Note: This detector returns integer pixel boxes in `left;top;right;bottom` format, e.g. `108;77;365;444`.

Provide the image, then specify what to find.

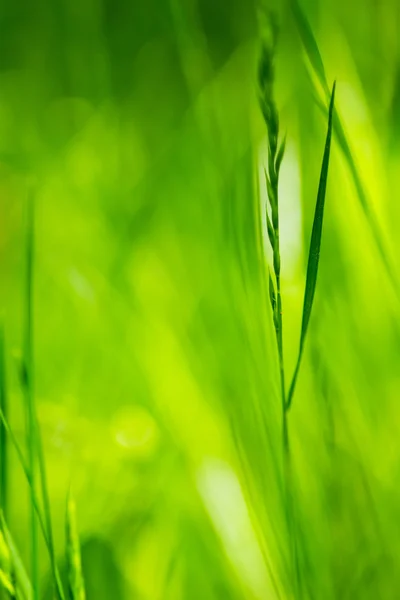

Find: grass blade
290;0;399;297
0;515;32;600
36;430;65;600
0;526;16;599
286;82;336;410
20;192;66;600
0;409;47;544
0;570;16;599
0;324;7;521
288;0;329;95
66;491;86;600
22;191;39;600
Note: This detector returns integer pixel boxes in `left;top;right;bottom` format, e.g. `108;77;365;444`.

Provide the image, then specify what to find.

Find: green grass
0;1;400;599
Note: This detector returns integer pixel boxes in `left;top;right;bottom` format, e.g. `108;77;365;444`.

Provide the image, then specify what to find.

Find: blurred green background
1;0;400;598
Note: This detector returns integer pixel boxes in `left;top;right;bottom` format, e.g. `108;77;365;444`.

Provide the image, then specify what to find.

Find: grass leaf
66;491;86;600
0;568;16;599
0;515;32;600
0;323;7;520
286;82;336;410
290;0;399;297
22;193;39;600
288;0;329;94
0;526;16;599
21;192;66;600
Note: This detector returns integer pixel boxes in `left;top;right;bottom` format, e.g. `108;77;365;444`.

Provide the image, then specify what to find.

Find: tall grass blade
22;192;39;600
0;515;32;600
288;0;329;94
21;192;66;600
290;0;399;296
0;325;7;521
286;82;336;410
65;491;86;600
0;409;47;544
36;431;65;600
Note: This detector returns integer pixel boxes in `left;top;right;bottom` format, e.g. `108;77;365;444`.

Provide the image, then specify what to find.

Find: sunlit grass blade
0;324;7;521
286;82;336;410
0;525;16;599
0;408;65;600
332;116;399;295
0;570;15;599
290;0;399;297
66;491;86;600
0;515;32;600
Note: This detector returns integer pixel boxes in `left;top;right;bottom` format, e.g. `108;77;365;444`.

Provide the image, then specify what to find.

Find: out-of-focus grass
1;0;400;598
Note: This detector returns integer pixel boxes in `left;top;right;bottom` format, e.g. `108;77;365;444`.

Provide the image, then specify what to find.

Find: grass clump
0;193;85;600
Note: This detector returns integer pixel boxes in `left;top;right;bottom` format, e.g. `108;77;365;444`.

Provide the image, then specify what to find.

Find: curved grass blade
0;410;65;600
66;491;86;600
0;324;7;521
288;0;329;95
290;0;399;298
0;515;32;600
286;82;336;410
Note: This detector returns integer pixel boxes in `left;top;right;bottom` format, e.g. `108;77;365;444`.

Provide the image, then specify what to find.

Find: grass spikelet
286;82;336;410
258;14;286;412
66;491;86;600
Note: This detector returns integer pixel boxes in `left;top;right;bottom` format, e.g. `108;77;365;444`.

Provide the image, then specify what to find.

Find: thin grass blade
286;82;336;410
21;193;65;599
290;0;399;297
288;0;329;94
0;515;32;600
22;192;39;600
66;491;86;600
0;324;7;520
36;429;65;600
0;527;16;599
